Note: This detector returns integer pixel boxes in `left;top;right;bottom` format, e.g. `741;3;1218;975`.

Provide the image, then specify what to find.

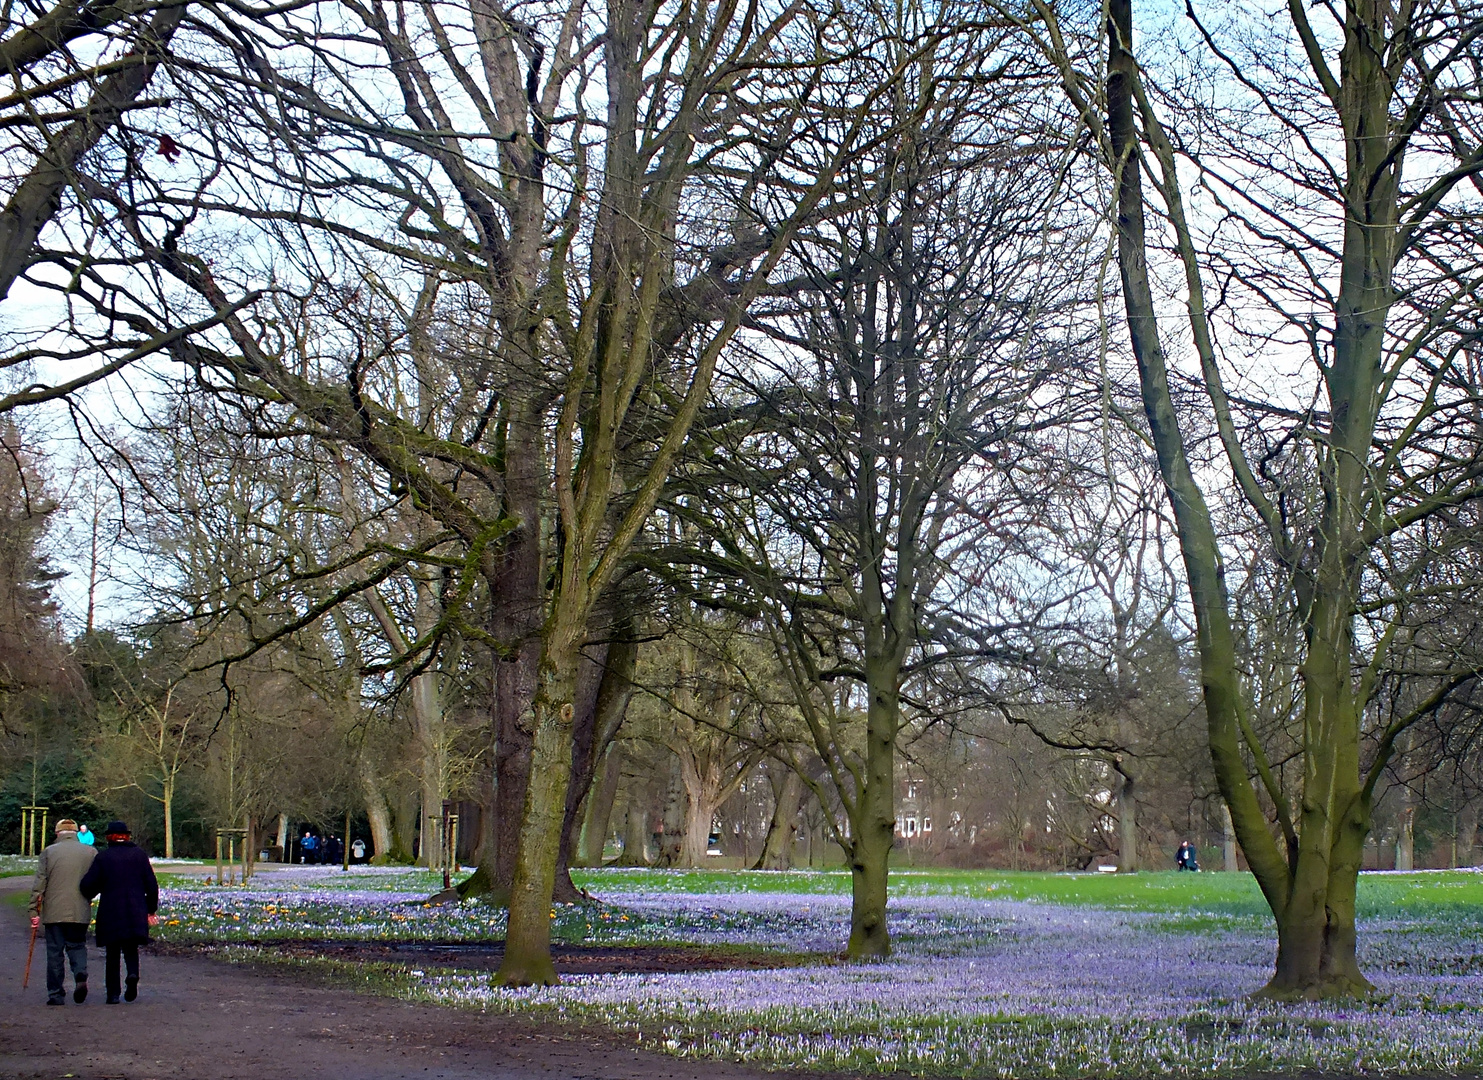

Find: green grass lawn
574;865;1483;919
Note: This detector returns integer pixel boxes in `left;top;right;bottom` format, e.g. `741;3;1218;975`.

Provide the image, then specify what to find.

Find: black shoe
105;995;120;1004
73;980;87;1004
123;979;137;1002
46;998;65;1006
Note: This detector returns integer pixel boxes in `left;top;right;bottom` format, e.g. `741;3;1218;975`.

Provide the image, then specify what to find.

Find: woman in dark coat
80;820;159;1003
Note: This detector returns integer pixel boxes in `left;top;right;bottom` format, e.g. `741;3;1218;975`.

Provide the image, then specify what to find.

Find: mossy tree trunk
497;613;586;987
651;755;688;867
664;634;762;869
1098;0;1378;994
554;619;637;893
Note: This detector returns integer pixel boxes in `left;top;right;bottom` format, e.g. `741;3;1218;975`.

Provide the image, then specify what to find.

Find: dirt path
0;877;826;1080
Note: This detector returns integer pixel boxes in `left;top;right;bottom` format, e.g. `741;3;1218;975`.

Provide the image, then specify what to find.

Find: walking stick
22;917;38;989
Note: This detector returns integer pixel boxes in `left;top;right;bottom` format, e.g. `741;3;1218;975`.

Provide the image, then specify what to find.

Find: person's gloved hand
30;916;39;929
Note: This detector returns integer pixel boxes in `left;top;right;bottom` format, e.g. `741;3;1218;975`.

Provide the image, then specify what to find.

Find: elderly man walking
81;820;158;1004
29;818;98;1005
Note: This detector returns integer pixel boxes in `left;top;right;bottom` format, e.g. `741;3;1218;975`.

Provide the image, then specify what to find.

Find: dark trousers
44;923;88;1002
104;943;139;999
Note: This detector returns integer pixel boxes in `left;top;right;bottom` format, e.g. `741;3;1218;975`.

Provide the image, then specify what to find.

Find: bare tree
1014;0;1483;994
676;8;1091;956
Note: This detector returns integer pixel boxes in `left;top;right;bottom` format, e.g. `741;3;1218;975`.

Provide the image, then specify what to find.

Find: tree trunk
554;611;639;895
1269;798;1370;995
490;0;796;981
677;750;728;867
393;783;419;863
1116;768;1137;872
680;774;716;868
367;796;393;861
489;643;537;893
470;762;495;868
1396;805;1414;872
1459;804;1478;867
550;641;608;899
653;754;687;867
754;768;803;870
495;613;584;987
1222;803;1238;872
413;662;446;871
411;578;447;871
1262;605;1373;996
275;813;289;859
461;394;545;904
847;665;896;959
616;793;651;866
846;787;893;958
360;756;396;861
577;744;622;866
162;776;175;859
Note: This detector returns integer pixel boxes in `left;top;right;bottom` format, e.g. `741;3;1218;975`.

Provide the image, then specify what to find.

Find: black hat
104;820;130;836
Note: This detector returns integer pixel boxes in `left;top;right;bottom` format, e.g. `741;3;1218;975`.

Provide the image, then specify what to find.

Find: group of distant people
29;818;159;1006
298;831;359;864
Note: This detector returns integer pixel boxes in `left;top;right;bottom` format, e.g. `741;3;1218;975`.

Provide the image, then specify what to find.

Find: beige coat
29;836;98;925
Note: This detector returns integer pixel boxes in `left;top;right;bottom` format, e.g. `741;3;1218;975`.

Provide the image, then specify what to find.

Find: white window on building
902;816;919;837
922;816;932;834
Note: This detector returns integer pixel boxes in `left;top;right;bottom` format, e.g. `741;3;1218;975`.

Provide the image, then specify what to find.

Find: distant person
300;831;318;864
76;824;94;847
29;818;98;1005
350;838;366;862
80;821;159;1004
325;835;344;866
1176;840;1200;871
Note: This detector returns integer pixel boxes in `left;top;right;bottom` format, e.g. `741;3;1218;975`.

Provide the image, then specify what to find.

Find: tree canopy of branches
62;0;924;985
658;4;1096;958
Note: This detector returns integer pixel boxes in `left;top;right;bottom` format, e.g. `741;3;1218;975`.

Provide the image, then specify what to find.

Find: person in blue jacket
76;823;95;846
80;821;159;1004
